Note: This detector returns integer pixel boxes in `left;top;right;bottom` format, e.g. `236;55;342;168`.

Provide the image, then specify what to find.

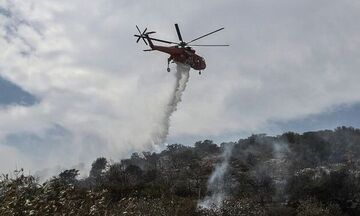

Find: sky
1;0;360;176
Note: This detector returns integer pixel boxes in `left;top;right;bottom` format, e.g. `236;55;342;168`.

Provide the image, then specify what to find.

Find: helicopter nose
202;61;206;69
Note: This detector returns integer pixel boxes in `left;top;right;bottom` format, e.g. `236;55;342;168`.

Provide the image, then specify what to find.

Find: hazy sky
1;0;360;175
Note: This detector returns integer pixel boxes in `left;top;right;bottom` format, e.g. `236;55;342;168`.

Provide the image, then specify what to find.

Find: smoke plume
151;63;190;147
198;144;234;209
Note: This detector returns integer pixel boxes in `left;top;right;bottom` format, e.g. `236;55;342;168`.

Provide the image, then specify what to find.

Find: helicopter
134;24;228;75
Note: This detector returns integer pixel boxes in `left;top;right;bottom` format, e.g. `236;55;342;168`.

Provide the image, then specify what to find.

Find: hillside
1;126;360;215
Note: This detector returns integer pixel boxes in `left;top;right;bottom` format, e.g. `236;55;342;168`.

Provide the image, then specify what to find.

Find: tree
89;157;107;179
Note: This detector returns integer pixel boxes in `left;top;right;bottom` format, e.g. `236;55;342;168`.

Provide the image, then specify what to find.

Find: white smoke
151;63;190;148
271;141;290;202
198;144;234;209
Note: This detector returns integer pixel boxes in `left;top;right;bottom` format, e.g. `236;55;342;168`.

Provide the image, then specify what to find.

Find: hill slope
1;126;360;215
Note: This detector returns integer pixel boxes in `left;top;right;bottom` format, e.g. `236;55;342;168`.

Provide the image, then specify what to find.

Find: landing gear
167;57;172;72
199;70;201;75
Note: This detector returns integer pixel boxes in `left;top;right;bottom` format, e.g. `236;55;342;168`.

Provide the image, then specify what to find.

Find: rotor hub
179;42;187;47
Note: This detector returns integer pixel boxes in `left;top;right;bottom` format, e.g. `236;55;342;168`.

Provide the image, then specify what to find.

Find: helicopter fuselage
152;45;206;70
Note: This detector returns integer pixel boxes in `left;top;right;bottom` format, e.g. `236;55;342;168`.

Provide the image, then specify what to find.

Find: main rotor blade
147;37;178;44
187;27;225;44
190;44;229;47
134;35;178;44
175;23;183;42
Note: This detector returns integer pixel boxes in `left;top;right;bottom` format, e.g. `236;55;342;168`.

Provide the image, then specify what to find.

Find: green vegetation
1;126;360;215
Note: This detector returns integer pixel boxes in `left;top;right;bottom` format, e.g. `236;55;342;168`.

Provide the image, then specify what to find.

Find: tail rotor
135;25;156;45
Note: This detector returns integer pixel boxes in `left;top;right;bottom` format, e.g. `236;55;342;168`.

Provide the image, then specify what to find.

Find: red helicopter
134;24;228;75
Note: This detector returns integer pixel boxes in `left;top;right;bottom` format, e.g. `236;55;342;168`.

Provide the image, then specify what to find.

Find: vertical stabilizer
145;35;154;49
